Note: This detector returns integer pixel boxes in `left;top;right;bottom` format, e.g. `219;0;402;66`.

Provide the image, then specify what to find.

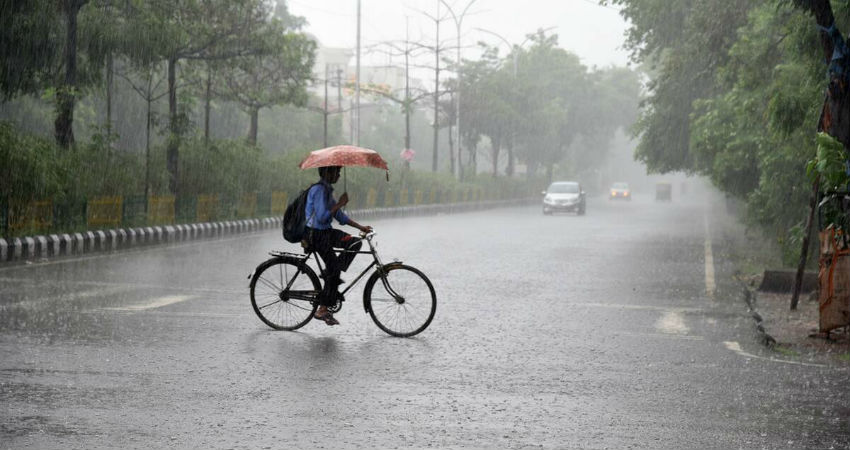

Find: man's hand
360;225;373;234
337;192;349;207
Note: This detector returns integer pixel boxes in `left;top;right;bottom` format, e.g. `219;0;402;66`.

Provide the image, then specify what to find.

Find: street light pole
440;0;477;179
355;0;361;146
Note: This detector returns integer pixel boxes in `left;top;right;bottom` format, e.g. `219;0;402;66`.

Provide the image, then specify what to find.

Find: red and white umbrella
298;145;388;170
299;145;390;190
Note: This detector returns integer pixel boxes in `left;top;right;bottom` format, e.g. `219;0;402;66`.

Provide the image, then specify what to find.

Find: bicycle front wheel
364;264;436;337
250;258;320;331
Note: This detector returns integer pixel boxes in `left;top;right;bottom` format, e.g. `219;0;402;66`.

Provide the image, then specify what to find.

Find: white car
542;181;586;215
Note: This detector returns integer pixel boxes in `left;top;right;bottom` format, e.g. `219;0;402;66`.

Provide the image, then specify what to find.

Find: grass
837;353;850;362
774;345;800;357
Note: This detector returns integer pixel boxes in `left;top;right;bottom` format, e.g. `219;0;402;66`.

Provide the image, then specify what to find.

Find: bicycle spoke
367;266;435;337
251;259;319;331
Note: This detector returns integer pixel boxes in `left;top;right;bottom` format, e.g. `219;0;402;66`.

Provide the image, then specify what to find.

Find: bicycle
249;231;437;337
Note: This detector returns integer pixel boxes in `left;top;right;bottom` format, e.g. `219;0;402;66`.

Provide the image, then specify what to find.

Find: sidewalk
748;283;850;364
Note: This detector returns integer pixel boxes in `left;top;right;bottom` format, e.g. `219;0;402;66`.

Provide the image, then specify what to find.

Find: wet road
1;188;849;449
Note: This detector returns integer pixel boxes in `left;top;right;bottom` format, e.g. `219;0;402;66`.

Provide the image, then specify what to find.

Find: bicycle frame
305;232;406;307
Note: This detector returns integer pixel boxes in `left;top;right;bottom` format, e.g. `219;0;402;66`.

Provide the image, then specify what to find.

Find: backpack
282;183;320;243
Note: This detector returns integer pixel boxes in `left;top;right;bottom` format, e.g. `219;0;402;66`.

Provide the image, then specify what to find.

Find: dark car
542;181;586;215
609;182;631;201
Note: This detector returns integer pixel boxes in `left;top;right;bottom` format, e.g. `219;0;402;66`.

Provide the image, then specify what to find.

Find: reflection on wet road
2;189;849;449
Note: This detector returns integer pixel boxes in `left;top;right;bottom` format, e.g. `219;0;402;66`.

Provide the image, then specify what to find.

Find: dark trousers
307;228;362;306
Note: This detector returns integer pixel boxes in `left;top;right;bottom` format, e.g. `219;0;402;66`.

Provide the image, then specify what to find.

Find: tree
217;22;316;146
135;0;272;195
606;0;753;173
0;0;61;101
786;0;850;151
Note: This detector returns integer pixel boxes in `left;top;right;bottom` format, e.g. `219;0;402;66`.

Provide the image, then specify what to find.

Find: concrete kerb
34;235;48;258
59;234;72;254
23;237;35;259
106;230;118;250
94;231;106;251
0;198;532;263
741;285;777;347
47;234;60;256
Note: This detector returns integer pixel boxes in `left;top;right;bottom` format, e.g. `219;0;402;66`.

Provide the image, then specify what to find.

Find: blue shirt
305;180;350;229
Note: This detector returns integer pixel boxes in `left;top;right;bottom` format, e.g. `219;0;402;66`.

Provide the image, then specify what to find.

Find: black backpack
282;183;320;243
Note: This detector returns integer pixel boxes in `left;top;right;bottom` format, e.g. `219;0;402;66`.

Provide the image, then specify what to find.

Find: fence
1;185;525;239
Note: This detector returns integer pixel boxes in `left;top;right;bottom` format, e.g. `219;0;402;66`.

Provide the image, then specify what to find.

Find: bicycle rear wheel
250;257;320;330
364;264;436;337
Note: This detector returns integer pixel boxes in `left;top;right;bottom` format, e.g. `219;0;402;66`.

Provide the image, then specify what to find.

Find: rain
1;0;850;448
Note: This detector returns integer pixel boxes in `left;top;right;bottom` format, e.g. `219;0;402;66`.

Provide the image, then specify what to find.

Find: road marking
0;276;243;296
575;302;702;313
0;285;137;310
655;310;689;334
704;213;716;298
101;295;195;311
723;341;828;368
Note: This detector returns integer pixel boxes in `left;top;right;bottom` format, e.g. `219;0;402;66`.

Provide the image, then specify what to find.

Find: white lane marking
89;310;241;318
704;213;716;298
101;295;195;311
655;310;689;334
723;341;827;368
575;302;702;313
1;285;135;310
0;276;243;296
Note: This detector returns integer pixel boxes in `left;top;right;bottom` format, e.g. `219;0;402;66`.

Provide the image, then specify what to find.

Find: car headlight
544;196;554;204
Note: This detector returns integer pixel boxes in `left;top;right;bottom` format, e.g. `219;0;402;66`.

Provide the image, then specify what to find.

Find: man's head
318;166;342;183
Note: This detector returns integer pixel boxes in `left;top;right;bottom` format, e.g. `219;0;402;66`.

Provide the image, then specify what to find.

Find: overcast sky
287;0;632;72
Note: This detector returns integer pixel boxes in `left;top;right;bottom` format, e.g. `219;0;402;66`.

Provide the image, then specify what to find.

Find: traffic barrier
0;198;532;263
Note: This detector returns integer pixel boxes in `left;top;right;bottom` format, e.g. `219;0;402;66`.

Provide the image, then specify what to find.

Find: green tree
134;0;272;195
216;24;316;146
606;0;753;173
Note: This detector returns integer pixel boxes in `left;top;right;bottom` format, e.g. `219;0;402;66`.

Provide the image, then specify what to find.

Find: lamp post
439;0;477;179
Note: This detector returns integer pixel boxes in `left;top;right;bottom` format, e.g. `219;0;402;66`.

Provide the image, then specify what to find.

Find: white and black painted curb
0;198;530;263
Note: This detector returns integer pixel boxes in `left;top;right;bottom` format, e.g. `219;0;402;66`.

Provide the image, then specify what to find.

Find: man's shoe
315;311;340;326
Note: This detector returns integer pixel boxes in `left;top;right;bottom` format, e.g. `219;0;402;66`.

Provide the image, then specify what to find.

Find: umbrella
298;145;389;193
299;145;388;170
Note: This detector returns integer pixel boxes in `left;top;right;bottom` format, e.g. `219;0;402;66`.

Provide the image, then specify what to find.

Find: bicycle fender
362;262;404;313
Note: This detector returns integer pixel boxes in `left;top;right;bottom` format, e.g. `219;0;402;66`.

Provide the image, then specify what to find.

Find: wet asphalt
1;185;849;449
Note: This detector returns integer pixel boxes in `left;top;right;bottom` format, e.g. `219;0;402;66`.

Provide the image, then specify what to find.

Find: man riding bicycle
305;165;372;326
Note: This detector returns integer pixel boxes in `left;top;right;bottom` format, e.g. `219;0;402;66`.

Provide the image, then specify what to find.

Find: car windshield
612;183;629;189
548;183;579;194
